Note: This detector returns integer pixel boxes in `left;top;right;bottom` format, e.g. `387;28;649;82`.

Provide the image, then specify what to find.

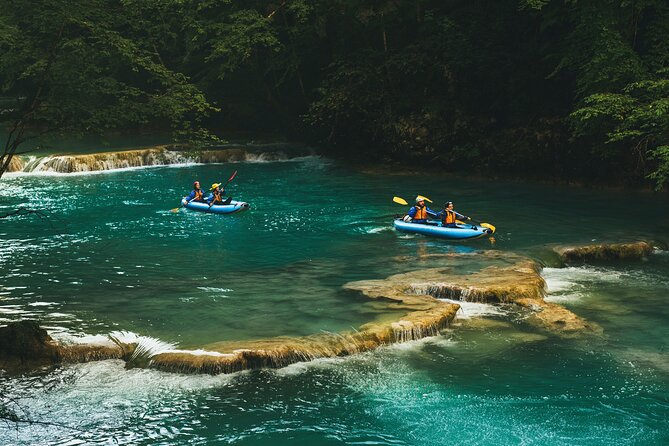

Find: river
1;149;668;445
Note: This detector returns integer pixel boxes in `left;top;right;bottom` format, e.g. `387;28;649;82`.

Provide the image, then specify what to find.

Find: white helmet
415;196;424;203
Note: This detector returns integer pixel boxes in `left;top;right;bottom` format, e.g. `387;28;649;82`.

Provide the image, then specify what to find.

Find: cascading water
5;145;312;174
108;331;176;368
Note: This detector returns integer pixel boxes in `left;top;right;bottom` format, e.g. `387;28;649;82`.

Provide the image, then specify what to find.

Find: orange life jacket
194;189;203;201
414;205;427;220
211;190;222;204
442;210;456;224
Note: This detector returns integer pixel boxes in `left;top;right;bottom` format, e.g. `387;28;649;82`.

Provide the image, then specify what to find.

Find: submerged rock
346;252;599;337
151;299;460;374
0;287;460;375
2;250;615;375
554;241;653;264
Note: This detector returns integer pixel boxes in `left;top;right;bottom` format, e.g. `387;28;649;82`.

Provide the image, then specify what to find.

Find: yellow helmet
210;183;221;190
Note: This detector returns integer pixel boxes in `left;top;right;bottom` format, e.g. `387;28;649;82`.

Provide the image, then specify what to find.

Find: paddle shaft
208;170;238;208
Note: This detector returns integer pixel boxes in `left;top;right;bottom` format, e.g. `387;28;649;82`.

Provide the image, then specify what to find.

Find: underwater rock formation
347;252;599;337
0;251;608;375
554;241;653;264
0;288;460;374
6;144;309;174
347;255;545;304
151;296;459;374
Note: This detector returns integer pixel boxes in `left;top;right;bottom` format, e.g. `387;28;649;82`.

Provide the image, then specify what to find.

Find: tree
570;70;669;189
0;0;217;179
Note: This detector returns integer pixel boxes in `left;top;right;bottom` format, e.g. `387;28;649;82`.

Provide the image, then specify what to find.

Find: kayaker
404;197;436;224
184;181;205;204
207;183;232;207
436;201;470;228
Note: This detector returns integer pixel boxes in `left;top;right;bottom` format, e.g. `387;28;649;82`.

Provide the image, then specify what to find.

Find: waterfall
409;284;499;303
108;331;176;369
5;145;313;174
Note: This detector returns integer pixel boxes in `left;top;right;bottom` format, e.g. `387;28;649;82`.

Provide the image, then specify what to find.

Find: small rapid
5;145;315;175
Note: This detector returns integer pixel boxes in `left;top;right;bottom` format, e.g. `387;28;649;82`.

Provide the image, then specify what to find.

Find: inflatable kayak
393;218;492;240
181;198;249;214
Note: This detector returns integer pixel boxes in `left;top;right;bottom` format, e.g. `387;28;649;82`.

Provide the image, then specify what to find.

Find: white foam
5;152;321;177
365;226;392;234
542;266;625;303
543;266;624;287
54;330;230;361
4;162;197;177
160;349;231;357
197;287;233;293
107;330;177;360
438;298;507;319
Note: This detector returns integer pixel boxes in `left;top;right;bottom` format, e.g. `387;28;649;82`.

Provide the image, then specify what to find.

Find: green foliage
570;70;669;188
518;0;550;11
1;0;668;187
204;9;281;78
0;0;217;157
648;145;669;187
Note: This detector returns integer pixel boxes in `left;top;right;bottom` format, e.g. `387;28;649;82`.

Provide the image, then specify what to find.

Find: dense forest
1;0;668;188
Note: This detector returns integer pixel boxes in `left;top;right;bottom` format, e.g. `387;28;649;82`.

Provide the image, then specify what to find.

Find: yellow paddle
393;195;432;205
456;219;496;233
480;222;496;233
394;196;495;231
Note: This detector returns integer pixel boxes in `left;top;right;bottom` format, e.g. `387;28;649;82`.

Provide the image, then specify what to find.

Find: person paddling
207;183;232;207
404;197;436;224
436;201;470;228
184;181;205;204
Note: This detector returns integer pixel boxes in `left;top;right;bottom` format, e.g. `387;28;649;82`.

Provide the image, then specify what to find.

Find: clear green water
1;155;668;445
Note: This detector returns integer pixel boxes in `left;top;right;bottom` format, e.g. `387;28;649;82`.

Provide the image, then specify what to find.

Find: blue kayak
181;198;249;214
393;218;492;240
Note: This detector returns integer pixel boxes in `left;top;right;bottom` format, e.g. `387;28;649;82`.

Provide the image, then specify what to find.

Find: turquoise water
1;155;668;445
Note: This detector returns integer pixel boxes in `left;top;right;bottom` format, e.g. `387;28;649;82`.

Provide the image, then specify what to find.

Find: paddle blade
393;196;408;205
417;195;433;203
481;223;496;233
170;207;180;213
226;170;238;184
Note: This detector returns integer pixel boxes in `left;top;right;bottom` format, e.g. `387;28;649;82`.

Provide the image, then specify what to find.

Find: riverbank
4;141;668;193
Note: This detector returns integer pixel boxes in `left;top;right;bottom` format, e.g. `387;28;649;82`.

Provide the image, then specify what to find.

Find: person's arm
455;211;470;221
184;191;195;203
407;206;417;218
427;207;438;219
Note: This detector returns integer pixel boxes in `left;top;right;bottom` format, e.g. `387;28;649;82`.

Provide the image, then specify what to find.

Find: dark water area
1;154;668;445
